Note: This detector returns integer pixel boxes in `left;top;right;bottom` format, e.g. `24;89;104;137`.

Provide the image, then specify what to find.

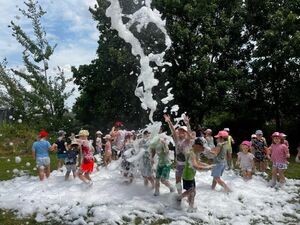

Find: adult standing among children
224;128;235;170
32;130;52;181
52;130;67;171
164;114;193;195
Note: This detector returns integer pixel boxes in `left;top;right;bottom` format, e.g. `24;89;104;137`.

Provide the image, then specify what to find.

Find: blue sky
0;0;99;107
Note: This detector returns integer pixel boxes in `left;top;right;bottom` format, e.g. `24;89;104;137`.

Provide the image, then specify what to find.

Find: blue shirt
32;140;51;158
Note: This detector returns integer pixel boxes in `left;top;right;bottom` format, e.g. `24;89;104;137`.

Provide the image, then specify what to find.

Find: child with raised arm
164;114;193;195
210;130;231;192
268;132;290;188
178;138;213;212
150;134;175;196
236;141;255;180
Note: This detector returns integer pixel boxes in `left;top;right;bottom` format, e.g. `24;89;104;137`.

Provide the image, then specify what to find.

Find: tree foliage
0;0;74;131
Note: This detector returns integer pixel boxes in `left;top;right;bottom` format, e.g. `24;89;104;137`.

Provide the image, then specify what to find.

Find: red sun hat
214;130;229;138
114;121;124;127
39;130;48;138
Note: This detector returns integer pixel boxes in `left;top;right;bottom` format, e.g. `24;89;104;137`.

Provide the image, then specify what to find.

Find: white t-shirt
237;152;254;170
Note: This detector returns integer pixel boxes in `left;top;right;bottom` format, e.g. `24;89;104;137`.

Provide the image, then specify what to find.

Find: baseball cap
255;130;263;135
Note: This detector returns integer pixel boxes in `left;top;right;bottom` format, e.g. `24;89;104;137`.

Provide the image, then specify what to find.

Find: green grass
0;153;58;181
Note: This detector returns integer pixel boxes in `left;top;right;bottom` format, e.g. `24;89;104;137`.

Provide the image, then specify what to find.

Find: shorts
36;157;50;168
211;163;226;177
254;151;265;162
156;164;171;180
183;179;196;191
273;162;288;170
175;163;185;178
80;161;94;173
57;153;67;159
66;164;76;173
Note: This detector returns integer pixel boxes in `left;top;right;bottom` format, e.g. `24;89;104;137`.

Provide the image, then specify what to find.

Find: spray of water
106;0;173;124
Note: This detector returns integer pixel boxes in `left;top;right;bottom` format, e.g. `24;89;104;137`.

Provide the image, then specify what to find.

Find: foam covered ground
0;160;299;225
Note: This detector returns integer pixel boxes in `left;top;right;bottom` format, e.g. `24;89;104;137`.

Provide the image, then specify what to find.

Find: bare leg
278;169;286;184
161;179;174;192
215;177;231;192
154;179;160;196
45;165;50;178
176;176;182;195
65;171;70;181
211;178;217;190
38;168;45;181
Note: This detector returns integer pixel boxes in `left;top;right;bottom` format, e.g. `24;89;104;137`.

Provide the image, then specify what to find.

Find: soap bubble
12;168;19;174
9;115;13;119
15;156;22;163
6;170;10;173
45;104;51;110
9;142;14;146
18;119;22;123
26;162;31;167
7;159;10;162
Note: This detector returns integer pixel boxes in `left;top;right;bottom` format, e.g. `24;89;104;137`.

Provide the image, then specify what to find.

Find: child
103;134;112;166
179;138;213;212
94;131;103;171
210;130;231;192
164;114;193;195
224;128;235;170
121;132;135;184
110;122;126;159
139;130;155;188
77;130;94;186
65;141;80;180
52;130;67;171
32;130;52;181
150;134;175;196
268;132;290;187
251;130;268;173
296;143;300;163
236;141;255;180
204;129;215;149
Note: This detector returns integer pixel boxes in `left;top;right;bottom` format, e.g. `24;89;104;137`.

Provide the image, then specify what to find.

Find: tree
72;0;153;130
0;0;74;130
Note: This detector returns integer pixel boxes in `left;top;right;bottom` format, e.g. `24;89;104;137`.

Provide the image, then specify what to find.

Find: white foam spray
106;0;173;124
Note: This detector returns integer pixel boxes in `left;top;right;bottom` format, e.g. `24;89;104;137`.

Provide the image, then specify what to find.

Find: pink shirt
105;141;111;153
270;144;289;164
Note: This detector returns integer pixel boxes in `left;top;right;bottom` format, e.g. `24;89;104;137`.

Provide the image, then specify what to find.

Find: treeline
72;0;300;151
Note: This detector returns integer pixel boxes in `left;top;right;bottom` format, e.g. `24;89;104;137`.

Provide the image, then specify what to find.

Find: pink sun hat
214;130;229;138
241;140;251;147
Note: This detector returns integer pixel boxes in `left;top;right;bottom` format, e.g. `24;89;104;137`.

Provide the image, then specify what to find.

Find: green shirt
153;142;170;166
182;150;196;181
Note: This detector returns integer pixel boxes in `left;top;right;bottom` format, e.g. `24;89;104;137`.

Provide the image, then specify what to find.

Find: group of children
31;117;293;211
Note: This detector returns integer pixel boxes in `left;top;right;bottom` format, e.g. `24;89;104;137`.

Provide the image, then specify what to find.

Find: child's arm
210;146;221;156
32;148;35;159
285;146;290;158
191;155;212;170
163;114;178;142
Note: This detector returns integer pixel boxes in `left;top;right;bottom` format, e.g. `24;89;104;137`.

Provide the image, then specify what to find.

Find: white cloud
0;0;99;107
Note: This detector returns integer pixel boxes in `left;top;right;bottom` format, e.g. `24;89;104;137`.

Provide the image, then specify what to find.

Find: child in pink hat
210;130;231;192
236;141;255;180
268;132;290;187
